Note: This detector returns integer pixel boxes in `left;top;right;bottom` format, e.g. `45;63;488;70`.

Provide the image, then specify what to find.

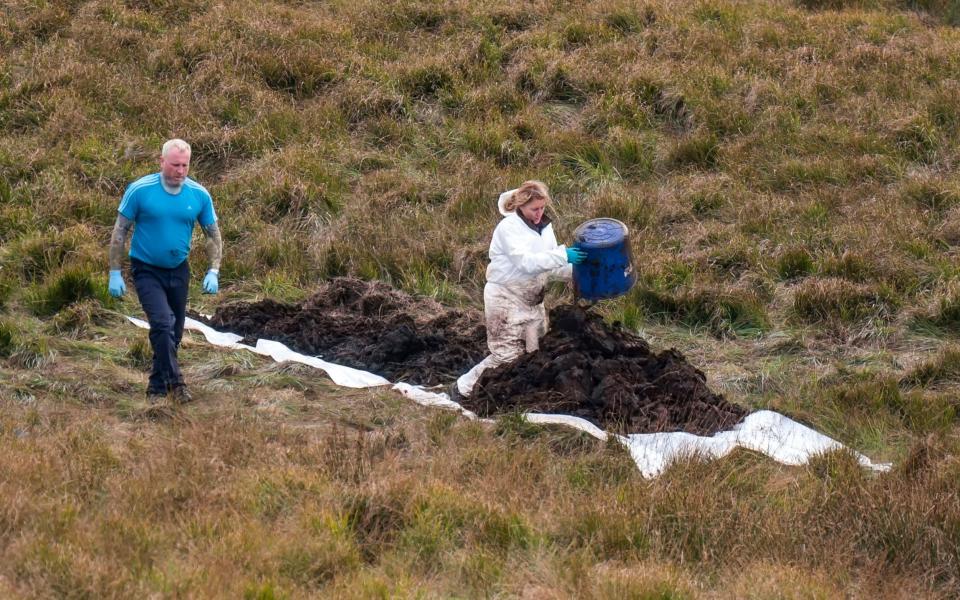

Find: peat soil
203;278;745;435
463;304;747;436
204;278;487;386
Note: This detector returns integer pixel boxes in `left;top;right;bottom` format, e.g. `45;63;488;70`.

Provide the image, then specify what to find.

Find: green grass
631;284;770;338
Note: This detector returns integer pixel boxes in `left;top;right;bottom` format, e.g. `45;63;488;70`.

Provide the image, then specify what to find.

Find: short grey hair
161;138;191;158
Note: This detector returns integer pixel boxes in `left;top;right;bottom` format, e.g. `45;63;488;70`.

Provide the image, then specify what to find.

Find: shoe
448;382;461;403
170;385;194;404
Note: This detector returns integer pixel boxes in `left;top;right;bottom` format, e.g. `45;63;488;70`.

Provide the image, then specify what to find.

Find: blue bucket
572;218;636;302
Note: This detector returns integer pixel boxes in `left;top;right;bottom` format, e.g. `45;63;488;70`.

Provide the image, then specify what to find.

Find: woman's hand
565;247;587;265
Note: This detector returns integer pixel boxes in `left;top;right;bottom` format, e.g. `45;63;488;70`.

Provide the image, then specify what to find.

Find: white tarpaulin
127;316;390;388
393;387;891;477
128;316;891;477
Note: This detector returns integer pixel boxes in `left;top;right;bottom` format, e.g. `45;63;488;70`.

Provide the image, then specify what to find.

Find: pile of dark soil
463;305;747;436
205;278;487;386
202;278;744;435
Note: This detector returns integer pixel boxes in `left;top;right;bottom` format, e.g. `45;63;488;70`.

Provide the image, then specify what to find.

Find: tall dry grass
1;0;960;595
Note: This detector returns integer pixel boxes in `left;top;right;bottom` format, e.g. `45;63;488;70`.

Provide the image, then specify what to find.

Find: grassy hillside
1;0;959;597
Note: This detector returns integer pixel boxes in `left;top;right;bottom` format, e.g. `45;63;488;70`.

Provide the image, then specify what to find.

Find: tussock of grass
2;228;82;284
124;335;151;371
663;129;720;170
899;174;960;214
796;0;888;11
901;346;960;387
819;249;875;282
45;299;118;339
792;277;898;327
632;283;770;337
0;318;19;358
707;239;759;278
823;373;954;433
913;283;960;333
586;185;656;232
775;245;815;280
26;267;113;317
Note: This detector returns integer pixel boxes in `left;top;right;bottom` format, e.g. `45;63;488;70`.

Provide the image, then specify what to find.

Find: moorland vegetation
0;0;958;596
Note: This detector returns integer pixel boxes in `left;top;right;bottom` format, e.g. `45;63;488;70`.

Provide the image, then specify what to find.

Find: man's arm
109;214;134;270
201;221;223;271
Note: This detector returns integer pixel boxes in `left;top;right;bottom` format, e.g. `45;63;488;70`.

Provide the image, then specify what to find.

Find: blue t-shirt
118;173;217;269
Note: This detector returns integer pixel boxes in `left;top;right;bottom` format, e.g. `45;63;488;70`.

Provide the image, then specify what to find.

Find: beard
161;176;184;194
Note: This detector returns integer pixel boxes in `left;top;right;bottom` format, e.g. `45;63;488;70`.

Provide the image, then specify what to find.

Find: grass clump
629;77;691;131
796;0;886;9
792;277;898;328
0;319;56;369
901;346;960;388
689;188;725;217
586;187;655;232
908;0;960;25
819;250;874;282
26;267;112;317
254;49;339;99
605;7;656;35
707;240;758;279
899;176;960;215
45;299;117;338
913;284;960;334
631;284;770;338
822;373;954;433
124;335;151;371
3;230;82;284
775;245;815;280
400;65;456;100
0;270;15;310
0;318;19;358
891;116;940;165
663;130;719;170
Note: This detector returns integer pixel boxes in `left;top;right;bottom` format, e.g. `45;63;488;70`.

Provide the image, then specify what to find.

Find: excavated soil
463;304;748;435
205;278;487;386
204;277;745;435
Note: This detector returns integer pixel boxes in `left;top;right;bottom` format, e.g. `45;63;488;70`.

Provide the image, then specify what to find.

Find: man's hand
202;270;219;294
109;270;126;298
565;247;587;265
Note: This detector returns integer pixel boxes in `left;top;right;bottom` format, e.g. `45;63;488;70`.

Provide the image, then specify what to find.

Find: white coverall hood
497;189;518;217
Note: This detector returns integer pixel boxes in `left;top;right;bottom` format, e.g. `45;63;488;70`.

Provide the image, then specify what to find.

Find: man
108;138;223;402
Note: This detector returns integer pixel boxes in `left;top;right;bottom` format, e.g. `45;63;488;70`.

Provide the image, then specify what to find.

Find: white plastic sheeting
128;316;891;477
127;316;390;388
394;387;891;477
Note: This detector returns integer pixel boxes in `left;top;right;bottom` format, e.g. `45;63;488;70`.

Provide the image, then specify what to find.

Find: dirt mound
203;278;744;435
205;278;488;386
463;305;747;435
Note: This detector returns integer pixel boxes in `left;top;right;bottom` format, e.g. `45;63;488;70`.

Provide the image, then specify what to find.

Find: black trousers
131;258;189;393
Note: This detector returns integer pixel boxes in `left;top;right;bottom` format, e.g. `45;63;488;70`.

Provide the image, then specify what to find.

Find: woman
453;180;585;400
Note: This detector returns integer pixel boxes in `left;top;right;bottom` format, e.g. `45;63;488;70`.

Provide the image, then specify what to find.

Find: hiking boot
170;385;194;404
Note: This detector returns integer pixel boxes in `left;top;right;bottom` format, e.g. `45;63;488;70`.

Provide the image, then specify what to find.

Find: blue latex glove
202;270;219;294
565;247;587;265
108;270;126;298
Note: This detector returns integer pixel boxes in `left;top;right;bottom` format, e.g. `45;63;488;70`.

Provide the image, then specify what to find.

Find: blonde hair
503;180;551;213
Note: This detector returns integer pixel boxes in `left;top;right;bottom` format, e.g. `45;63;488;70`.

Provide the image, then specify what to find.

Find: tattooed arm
201;221;223;271
109;214;134;270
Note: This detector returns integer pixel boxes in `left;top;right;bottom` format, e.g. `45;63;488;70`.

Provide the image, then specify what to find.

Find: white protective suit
455;189;573;397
